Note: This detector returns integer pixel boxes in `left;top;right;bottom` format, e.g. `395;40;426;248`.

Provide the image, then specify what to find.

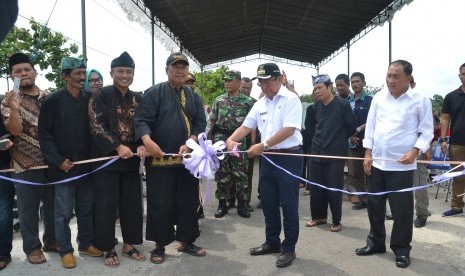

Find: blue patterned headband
312;74;332;85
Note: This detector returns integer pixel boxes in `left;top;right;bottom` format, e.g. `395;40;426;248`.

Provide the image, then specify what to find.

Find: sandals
122;247;146;261
305;219;327;227
330;223;343;232
150;247;165;264
177;243;206;257
27;249;46;264
0;256;11;270
104;252;120;268
42;243;59;253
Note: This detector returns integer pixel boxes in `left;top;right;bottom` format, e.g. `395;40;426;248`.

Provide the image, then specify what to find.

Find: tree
1;19;79;91
191;66;228;106
431;94;444;114
365;84;384;95
299;94;313;103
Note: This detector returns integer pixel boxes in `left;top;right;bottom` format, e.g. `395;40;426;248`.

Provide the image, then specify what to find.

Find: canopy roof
137;0;409;67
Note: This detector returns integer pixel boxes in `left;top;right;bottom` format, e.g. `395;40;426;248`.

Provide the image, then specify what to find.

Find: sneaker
79;245;103;257
414;217;427;228
442;209;464;218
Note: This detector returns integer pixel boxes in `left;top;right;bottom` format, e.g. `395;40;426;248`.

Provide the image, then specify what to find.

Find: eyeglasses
257;77;277;87
89;78;103;84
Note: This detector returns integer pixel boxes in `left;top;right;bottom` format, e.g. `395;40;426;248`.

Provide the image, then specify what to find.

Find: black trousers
309;160;344;224
146;166;200;246
366;167;414;257
93;170;143;251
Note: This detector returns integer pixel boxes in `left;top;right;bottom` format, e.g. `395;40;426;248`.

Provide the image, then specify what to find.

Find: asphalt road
5;159;465;276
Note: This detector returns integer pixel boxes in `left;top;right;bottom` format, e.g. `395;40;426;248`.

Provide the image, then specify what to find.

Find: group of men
0;49;464;271
0;51;208;270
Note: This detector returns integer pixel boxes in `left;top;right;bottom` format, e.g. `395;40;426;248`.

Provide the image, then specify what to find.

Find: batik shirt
1;88;48;173
89;85;141;171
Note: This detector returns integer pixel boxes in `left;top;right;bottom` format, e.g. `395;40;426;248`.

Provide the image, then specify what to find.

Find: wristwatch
263;142;270;151
356;126;361;133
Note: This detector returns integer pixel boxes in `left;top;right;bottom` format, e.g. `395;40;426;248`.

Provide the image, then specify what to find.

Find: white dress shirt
363;88;433;171
243;87;302;149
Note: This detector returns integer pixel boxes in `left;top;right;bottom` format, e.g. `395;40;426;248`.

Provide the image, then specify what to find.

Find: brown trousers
449;144;465;210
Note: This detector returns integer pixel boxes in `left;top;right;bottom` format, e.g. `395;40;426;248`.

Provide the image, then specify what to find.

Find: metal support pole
151;13;155;85
388;21;392;64
81;0;87;61
200;66;204;99
347;42;350;76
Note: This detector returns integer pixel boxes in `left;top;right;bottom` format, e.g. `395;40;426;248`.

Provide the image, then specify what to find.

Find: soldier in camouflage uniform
209;70;255;218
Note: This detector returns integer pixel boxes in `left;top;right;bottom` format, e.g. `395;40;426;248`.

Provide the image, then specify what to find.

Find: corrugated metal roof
142;0;397;66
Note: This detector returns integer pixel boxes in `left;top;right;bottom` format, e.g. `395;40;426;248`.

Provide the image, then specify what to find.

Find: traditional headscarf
312;74;332;85
60;57;86;73
84;68;103;90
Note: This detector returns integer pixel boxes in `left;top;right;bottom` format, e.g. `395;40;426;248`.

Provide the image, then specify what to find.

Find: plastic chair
427;138;452;202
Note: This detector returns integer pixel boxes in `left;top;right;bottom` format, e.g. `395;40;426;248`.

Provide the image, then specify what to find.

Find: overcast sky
2;0;464;99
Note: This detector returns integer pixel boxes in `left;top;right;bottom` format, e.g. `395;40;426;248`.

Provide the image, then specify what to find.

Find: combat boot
237;200;251;218
215;199;228;218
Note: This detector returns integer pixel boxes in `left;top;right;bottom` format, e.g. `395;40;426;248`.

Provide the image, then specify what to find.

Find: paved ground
5;159;465;275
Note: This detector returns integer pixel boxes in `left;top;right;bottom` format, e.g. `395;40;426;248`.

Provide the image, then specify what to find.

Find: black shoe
257;201;262;209
355;245;386;256
198;206;205;219
215;206;228;218
276;252;296;268
386;214;393;220
352;201;367;210
395;255;410;268
215;200;228;218
414;217;427;228
250;243;281;256
246;203;254;212
237;201;251;218
237;207;250;218
227;201;236;210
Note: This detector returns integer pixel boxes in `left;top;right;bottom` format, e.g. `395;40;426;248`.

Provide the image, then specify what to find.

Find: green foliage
191;66;228;106
0;19;79;91
365;84;383;95
431;94;444;114
299;94;313;103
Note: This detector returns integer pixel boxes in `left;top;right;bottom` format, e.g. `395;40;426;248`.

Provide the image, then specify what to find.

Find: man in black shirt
39;57;102;268
441;62;465;217
134;52;207;264
89;52;146;267
305;74;356;232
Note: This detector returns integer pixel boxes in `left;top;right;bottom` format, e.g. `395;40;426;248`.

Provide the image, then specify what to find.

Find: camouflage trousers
214;134;249;201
